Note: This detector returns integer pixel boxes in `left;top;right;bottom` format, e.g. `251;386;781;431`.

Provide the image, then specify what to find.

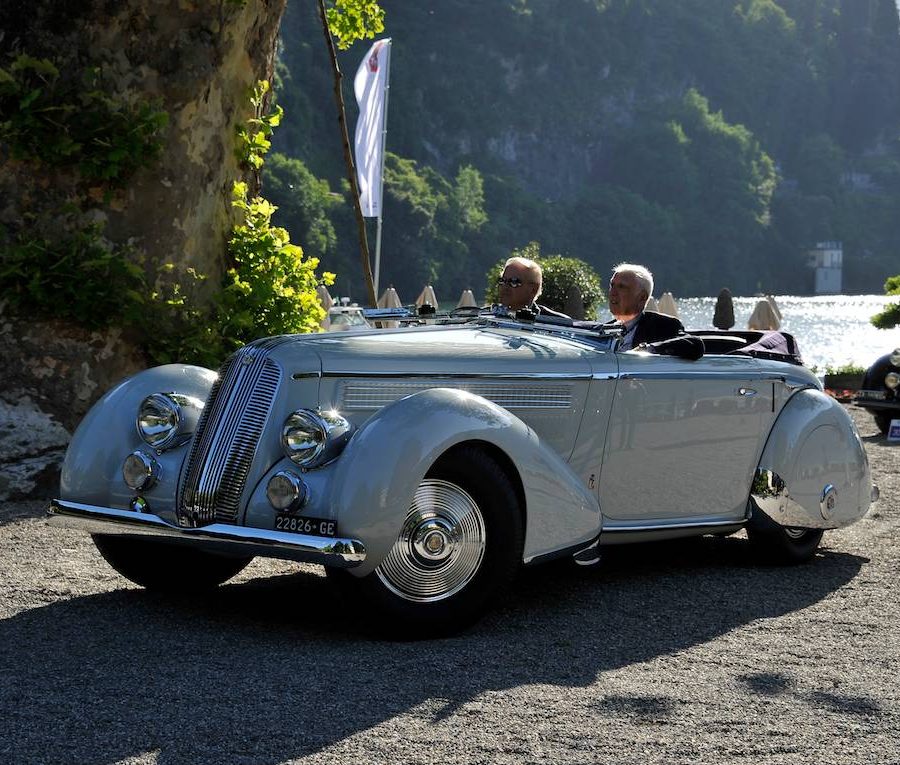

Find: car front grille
178;339;289;526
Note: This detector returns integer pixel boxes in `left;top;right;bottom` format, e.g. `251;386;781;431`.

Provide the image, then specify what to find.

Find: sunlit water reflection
675;295;900;371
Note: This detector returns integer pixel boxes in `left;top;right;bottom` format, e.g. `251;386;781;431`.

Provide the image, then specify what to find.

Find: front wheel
92;535;253;592
330;445;524;638
873;411;892;435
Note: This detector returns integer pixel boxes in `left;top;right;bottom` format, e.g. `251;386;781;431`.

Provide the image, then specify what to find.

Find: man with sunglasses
497;257;569;317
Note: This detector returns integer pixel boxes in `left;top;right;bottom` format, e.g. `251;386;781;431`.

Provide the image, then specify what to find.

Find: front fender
329;388;600;577
753;389;872;530
60;364;217;517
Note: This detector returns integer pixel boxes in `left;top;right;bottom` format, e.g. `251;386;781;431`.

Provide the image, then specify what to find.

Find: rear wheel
92;535;253;592
330;445;524;638
746;514;824;564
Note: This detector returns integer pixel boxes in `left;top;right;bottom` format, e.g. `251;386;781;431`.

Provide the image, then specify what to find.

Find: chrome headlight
281;408;353;468
885;372;900;390
137;392;203;450
890;348;900;367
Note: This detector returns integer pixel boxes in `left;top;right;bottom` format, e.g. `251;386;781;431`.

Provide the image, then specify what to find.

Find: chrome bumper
48;499;366;568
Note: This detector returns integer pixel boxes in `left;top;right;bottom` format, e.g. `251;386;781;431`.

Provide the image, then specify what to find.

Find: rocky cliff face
1;0;287;281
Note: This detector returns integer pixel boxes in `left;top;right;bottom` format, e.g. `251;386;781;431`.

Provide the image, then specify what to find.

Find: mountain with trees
269;0;900;302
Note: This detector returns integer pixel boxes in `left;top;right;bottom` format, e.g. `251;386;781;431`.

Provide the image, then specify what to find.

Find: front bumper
853;391;900;411
48;499;366;568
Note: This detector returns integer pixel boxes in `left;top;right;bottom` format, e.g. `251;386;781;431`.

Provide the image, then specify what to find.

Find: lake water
673;294;900;371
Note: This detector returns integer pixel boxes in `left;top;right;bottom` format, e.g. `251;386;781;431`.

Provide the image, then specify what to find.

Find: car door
599;351;776;523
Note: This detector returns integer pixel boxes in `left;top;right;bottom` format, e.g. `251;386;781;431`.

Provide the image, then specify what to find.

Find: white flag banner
354;38;391;217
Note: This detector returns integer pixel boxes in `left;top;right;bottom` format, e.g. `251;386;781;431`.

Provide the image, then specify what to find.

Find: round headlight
890;348;900;367
122;450;159;491
282;410;327;466
137;392;203;450
885;372;900;390
137;393;181;449
266;470;309;511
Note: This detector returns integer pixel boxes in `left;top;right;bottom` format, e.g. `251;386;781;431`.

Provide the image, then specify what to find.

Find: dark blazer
588;310;685;348
630;310;685;347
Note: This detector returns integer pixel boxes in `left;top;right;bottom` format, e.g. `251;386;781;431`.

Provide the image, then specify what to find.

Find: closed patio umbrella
378;286;403;308
416;285;438;309
657;292;679;318
645;296;659;313
748;299;780;330
713;288;735;330
377;286;402;328
456;289;477;308
766;295;782;322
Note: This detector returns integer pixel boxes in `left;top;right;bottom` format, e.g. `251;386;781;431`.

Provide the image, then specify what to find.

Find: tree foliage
274;0;900;299
871;276;900;329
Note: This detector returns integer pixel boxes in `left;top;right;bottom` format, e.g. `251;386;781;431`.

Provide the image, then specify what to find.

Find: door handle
738;387;757;397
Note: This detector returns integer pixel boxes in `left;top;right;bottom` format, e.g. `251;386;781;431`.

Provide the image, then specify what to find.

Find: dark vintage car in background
48;309;876;637
855;348;900;434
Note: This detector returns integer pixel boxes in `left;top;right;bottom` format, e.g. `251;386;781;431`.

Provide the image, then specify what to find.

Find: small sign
889;419;900;442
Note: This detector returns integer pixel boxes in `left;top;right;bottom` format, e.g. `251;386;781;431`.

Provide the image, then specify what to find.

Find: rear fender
329;388;600;577
752;389;872;530
60;364;217;516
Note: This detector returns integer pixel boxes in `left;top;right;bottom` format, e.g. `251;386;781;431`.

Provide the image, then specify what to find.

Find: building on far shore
807;241;842;294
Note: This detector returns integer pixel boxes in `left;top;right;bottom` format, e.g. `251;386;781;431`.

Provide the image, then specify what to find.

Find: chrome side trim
320;371;593;380
48;499;366;567
601;517;746;533
618;371;800;381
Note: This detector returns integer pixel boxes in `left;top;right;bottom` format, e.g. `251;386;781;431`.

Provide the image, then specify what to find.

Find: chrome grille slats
340;381;573;411
178;342;287;526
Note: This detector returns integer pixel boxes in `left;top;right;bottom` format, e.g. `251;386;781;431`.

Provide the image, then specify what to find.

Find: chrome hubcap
376;479;486;602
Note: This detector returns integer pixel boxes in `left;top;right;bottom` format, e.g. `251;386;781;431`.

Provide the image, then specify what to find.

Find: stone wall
0;315;147;502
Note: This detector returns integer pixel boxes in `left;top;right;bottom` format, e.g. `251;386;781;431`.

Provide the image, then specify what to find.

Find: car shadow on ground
0;535;866;764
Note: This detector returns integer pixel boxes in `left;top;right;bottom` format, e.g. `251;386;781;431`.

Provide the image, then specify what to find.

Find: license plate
856;390;887;401
274;514;337;537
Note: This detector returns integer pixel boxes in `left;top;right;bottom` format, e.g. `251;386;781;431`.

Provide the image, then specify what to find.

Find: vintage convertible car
49;309;875;636
854;348;900;434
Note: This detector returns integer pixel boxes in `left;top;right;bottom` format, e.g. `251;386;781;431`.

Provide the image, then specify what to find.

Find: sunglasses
497;276;536;288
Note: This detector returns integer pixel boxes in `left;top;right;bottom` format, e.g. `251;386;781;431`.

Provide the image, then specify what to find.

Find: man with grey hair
497;256;569;317
606;263;683;350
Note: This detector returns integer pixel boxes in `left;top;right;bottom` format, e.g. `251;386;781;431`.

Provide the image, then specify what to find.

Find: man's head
498;256;542;311
608;263;653;322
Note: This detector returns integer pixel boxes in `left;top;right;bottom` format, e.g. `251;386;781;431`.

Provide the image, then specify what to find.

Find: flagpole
316;0;377;307
373;39;392;298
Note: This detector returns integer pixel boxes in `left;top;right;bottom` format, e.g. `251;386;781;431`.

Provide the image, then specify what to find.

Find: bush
871;274;900;329
0;224;146;329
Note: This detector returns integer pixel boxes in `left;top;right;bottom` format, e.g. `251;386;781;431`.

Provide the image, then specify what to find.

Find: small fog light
885;372;900;390
123;451;158;491
266;471;309;511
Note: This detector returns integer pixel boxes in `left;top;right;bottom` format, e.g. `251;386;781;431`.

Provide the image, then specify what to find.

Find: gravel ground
0;405;897;765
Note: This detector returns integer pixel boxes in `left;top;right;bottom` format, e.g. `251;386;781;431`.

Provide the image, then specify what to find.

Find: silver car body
50;318;873;577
